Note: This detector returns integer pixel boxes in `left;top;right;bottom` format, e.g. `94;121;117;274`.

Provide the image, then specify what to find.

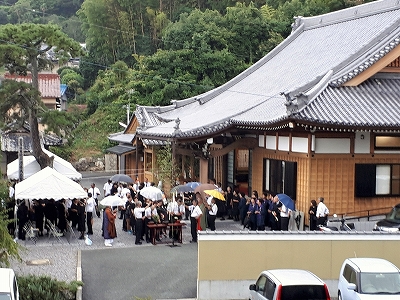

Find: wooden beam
210;138;258;157
344;46;400;86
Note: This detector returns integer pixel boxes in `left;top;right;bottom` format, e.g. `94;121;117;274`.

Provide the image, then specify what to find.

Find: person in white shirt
316;197;329;226
103;179;113;197
119;184;130;220
206;197;218;231
144;177;151;187
167;199;179;223
189;198;202;243
144;200;153;243
85;193;96;235
133;201;148;245
89;183;101;218
279;202;290;231
8;182;15;199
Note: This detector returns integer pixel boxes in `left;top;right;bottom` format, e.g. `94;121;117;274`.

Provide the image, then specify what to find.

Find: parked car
0;268;19;300
338;257;400;299
373;204;400;232
249;269;330;300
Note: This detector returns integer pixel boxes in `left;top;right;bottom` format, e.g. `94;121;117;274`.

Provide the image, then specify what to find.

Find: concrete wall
197;231;400;300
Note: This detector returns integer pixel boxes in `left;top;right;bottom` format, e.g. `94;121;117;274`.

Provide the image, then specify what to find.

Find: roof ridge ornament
173;117;181;135
291;16;303;32
136;107;146;130
282;91;298;116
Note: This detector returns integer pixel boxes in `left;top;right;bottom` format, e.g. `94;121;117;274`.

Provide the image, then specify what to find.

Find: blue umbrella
277;194;295;211
186;182;201;189
170;185;194;194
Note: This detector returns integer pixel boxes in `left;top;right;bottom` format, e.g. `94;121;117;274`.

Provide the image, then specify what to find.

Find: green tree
155;142;180;192
0;23;83;169
0;178;21;267
40;105;84;139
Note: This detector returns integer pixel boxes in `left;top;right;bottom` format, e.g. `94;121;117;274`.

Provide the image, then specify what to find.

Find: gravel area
10;215;238;283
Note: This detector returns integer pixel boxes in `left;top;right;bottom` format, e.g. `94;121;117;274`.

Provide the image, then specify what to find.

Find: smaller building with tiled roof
4;73;61;110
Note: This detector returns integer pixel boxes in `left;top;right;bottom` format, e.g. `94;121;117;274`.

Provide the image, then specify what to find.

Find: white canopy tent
15;167;87;200
7;148;81;180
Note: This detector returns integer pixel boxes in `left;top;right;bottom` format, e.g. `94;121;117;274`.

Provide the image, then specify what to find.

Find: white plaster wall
278;136;289;151
292;137;308;153
354;132;370;153
315;138;350;153
258;135;264;148
266;135;276;150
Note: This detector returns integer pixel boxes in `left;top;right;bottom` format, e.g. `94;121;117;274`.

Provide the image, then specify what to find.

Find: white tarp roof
7;148;81;180
15;167;87;200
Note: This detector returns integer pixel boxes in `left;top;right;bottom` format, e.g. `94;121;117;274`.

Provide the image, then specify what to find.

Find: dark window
280;285;327;300
264;159;297;199
264;278;276;299
343;264;358;291
355;164;400;197
256;275;267;296
355;164;376;197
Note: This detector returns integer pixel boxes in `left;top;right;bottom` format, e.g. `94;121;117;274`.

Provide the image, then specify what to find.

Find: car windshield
360;272;400;294
385;207;400;223
281;285;327;299
0;293;12;300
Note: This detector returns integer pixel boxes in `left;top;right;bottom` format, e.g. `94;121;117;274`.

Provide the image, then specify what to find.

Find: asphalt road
81;243;198;300
79;171;243;300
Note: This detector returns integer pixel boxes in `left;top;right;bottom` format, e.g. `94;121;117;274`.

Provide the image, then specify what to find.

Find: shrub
17;275;83;300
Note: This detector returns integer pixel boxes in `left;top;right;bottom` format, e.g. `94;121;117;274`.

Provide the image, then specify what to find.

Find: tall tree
0;23;83;169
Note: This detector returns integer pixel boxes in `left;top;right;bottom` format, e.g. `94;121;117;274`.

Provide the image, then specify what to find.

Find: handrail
331;206;394;221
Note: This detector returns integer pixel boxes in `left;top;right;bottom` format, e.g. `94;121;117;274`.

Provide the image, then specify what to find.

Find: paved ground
81;215;243;300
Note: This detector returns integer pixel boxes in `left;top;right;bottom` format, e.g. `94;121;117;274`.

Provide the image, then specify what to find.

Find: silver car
249;269;330;300
338;258;400;299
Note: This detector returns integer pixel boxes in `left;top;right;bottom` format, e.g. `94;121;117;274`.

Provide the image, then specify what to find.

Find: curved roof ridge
293;0;400;31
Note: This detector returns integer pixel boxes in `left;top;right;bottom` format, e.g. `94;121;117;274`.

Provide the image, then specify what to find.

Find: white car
0;268;19;300
338;258;400;299
249;269;331;300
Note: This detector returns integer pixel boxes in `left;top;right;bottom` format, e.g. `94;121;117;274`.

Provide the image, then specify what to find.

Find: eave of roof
105;144;136;155
108;132;135;144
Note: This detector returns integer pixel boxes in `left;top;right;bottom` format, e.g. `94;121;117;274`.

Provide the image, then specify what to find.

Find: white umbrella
140;186;163;201
100;195;125;207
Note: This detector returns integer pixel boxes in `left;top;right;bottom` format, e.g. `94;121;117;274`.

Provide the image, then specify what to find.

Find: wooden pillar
135;136;138;177
199;158;208;183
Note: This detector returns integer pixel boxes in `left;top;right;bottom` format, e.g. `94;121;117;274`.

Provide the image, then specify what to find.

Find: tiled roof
132;0;400;140
108;132;136;143
105;144;136;155
4;73;61;98
294;75;400;129
1;130;62;152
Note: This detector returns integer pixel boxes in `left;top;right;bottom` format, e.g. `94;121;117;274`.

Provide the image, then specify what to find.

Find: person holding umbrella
205;197;218;231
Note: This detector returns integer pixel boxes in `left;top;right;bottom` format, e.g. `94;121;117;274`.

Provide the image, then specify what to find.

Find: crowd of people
7;176;330;246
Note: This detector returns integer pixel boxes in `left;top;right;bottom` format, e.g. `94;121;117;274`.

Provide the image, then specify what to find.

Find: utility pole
18;137;24;182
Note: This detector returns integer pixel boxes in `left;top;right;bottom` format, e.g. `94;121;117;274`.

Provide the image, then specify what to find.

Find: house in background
1;73;64;176
109;0;400;220
4;73;62;110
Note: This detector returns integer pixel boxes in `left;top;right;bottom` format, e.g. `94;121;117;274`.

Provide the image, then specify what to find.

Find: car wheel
338;291;342;300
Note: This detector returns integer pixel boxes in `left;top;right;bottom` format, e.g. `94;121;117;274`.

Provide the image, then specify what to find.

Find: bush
17;275;83;300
